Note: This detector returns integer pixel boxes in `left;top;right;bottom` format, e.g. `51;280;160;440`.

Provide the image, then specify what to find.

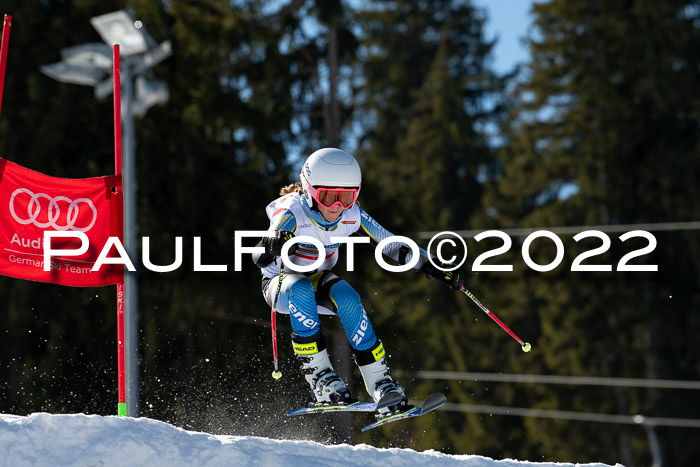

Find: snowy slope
0;413;621;467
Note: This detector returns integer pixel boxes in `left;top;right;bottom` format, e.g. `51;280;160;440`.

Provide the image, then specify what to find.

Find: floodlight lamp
60;43;113;70
90;10;147;56
40;62;105;86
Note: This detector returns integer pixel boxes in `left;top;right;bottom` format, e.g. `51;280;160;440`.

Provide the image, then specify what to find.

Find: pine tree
0;0;318;429
346;0;506;451
482;0;700;464
122;0;330;428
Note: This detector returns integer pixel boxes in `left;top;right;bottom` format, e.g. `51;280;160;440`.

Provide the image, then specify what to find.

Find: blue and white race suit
259;192;428;351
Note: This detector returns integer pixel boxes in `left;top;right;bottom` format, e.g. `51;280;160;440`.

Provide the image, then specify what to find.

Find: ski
360;392;446;432
286;392;403;416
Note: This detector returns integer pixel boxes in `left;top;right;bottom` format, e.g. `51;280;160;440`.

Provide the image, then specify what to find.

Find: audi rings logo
9;188;98;232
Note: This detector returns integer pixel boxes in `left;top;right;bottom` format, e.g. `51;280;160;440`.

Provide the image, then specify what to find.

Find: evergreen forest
0;1;698;465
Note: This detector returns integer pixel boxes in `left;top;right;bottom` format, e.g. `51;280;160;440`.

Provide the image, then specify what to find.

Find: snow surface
0;413;623;467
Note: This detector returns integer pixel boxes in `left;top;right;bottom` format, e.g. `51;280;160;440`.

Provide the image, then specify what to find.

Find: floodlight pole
41;10;169;418
121;56;140;417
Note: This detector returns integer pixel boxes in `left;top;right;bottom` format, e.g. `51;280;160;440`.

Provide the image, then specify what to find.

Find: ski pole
270;262;285;379
459;285;532;352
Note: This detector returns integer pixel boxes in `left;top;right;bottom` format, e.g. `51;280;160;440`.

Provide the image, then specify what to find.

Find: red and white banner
0;158;123;286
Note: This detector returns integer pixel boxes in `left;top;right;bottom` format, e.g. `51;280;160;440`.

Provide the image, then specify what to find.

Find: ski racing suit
256;192;430;357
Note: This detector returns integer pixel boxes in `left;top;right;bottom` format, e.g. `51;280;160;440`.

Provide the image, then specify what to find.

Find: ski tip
424;392;447;404
420;392;447;412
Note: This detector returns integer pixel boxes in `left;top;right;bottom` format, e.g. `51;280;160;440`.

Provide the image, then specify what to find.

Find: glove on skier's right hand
263;230;298;257
421;259;465;290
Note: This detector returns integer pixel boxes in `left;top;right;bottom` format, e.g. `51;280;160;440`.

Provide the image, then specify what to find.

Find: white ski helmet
300;148;362;208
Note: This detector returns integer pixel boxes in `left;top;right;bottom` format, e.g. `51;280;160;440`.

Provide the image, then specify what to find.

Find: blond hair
280;182;304;196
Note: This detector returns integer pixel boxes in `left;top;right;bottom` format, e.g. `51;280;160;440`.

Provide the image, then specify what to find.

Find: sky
472;0;537;74
0;413;622;466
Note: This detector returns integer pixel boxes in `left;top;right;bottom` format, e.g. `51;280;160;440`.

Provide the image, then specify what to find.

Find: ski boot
354;340;413;416
293;332;356;406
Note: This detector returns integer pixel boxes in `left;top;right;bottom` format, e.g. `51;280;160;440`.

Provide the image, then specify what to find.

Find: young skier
253;147;464;414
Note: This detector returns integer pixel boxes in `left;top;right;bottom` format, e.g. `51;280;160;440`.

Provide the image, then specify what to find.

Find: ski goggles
308;185;360;210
